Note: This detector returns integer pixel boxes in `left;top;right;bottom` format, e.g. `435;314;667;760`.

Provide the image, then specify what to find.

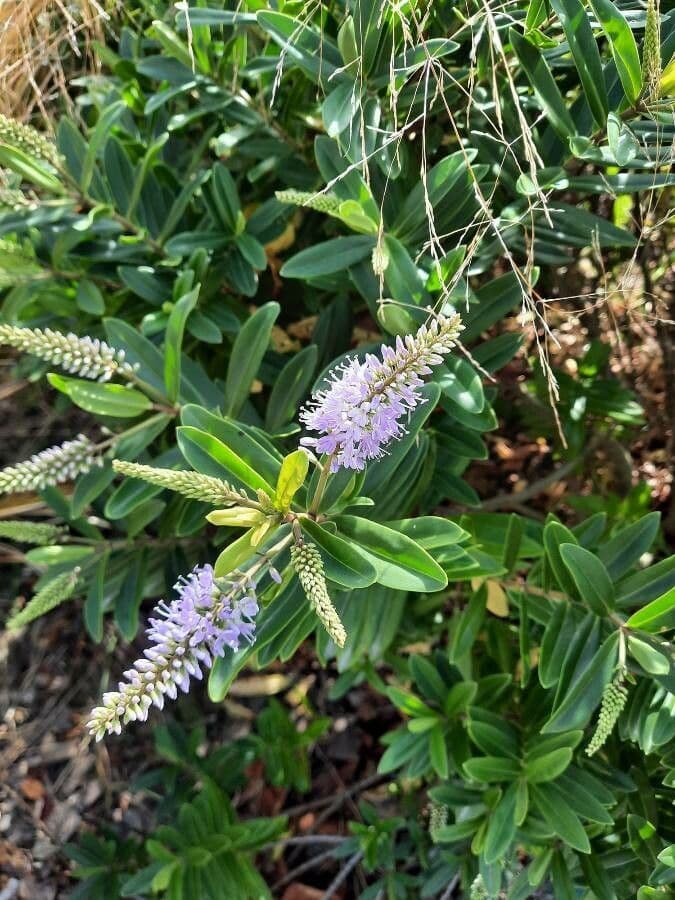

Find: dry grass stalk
0;0;109;124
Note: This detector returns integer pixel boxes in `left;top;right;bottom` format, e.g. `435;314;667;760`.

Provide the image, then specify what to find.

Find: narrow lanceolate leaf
509;29;576;139
588;0;641;103
625;587;675;632
549;0;609;127
164;286;199;402
224;302;279;418
559;543;615;615
336;515;447;592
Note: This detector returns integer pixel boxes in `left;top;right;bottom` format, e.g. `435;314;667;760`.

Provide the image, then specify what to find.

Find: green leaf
524;748;573;783
84;553;107;643
543;521;579;597
300;518;377;588
429;725;449;778
280;235;376;278
256;10;340;85
214;529;258;578
81;100;126;193
509;29;576;140
47;374;152;418
436;357;485;415
115;551;146;641
176;426;275;494
542;631;619;732
224;301;279;417
164;286;199;403
450;586;487;661
0;144;63;193
627;636;670;675
530;783;591;853
463;757;521;783
484;783;518;864
387;517;469;550
559;543;615;615
393;150;478;241
588;0;641;103
76;280;105;315
336;515;448;592
625;587;675;632
266;344;318;432
207;163;242;233
25;545;93;566
274;450;308;512
598;512;660;581
539;603;575;688
549;0;609;126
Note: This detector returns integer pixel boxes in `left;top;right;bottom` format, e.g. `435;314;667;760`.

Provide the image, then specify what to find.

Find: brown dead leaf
281;885;324;900
19;776;45;801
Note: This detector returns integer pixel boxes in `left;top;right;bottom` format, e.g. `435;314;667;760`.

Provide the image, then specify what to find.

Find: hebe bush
0;0;674;896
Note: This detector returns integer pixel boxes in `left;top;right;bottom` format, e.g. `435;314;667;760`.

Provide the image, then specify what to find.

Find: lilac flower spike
87;564;258;740
300;313;463;472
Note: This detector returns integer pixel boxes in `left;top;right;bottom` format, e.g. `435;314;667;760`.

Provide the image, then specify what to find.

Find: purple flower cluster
300;313;463;472
88;565;258;740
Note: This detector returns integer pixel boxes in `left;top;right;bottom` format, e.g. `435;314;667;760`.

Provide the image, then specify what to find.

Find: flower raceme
300;313;463;472
0;324;135;382
88;565;258;740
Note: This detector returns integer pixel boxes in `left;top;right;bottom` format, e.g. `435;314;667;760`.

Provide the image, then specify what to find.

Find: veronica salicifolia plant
300;312;463;472
0;325;135;382
0;434;99;495
88;565;259;739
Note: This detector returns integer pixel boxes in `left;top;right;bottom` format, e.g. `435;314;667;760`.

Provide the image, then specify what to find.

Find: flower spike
300;313;463;472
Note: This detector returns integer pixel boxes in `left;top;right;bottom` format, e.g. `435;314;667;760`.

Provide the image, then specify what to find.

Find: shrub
1;0;673;896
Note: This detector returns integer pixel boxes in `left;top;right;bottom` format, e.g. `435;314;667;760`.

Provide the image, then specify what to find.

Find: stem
309;455;334;516
241;532;293;580
95;411;173;453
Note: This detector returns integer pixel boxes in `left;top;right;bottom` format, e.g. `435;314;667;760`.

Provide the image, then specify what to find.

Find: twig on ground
271;846;341;893
321;850;364;900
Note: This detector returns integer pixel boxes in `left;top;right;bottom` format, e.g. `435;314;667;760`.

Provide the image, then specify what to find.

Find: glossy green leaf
164;286;199;403
463;756;521;783
598;512;660;581
266;345;318;432
300;519;376;588
509;29;576;140
549;0;608;126
47;373;152;418
542;631;619;733
274;450;308;512
177;426;275;494
484;783;518;864
588;0;641;102
336;515;447;592
280;235;376;278
224;301;279;417
543;521;579;597
559;543;615;615
524;747;573;783
625;587;675;632
531;783;591;853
